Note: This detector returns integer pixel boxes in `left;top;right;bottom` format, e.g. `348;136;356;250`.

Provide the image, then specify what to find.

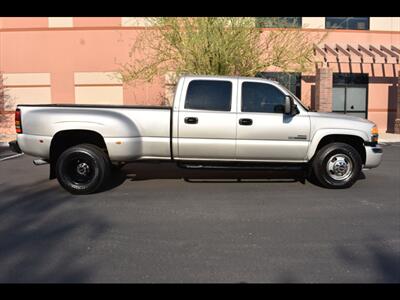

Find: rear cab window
184;80;232;111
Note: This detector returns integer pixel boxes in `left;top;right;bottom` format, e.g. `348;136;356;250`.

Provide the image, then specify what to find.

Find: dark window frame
241;81;287;114
325;17;370;30
184;80;233;112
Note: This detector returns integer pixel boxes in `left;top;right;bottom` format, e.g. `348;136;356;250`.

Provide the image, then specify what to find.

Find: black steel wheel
56;144;110;194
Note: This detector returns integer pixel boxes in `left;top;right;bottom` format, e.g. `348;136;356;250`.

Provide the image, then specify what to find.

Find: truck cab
172;75;310;162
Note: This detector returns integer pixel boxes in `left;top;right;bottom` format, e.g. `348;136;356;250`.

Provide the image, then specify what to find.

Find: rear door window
185;80;232;111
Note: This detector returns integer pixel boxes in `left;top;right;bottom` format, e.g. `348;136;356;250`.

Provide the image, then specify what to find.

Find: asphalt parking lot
0;144;399;283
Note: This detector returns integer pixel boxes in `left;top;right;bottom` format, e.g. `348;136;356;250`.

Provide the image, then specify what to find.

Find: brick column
395;71;400;134
315;67;333;112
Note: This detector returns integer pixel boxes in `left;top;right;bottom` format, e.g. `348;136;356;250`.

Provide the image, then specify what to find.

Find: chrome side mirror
284;95;299;116
284;96;292;114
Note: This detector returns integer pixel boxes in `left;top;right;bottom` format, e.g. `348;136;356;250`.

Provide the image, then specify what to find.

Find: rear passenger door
177;78;237;160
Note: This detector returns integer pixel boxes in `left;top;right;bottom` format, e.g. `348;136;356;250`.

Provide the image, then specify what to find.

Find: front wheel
310;142;362;189
56;144;111;194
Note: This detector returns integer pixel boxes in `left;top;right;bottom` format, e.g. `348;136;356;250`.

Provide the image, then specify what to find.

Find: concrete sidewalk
0;134;16;144
0;143;23;161
379;133;400;143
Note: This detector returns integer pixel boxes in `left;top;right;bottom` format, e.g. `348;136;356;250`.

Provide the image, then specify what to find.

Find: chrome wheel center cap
77;162;90;176
326;154;353;181
333;160;348;175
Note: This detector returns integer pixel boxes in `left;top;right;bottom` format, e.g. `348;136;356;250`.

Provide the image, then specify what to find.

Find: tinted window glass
326;17;369;30
333;73;368;85
242;82;286;113
185;80;232;111
256;17;302;28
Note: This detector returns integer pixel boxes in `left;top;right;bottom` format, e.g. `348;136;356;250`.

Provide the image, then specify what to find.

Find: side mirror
284;96;292;114
284;95;299;116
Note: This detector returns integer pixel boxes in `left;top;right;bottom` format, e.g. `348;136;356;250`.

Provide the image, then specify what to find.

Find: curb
0;153;24;162
379;142;400;145
379;140;400;144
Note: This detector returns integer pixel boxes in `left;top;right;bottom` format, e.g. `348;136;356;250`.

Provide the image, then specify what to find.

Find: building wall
369;17;400;31
0;17;164;111
302;17;325;29
301;17;400;31
299;28;400;132
1;17;399;136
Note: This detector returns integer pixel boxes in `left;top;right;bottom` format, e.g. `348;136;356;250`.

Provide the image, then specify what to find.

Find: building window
255;17;302;28
325;17;369;30
257;72;302;98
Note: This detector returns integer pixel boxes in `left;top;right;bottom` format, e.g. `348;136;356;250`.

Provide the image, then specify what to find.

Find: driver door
236;79;310;162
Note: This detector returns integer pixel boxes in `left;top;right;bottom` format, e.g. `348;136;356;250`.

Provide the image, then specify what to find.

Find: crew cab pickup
10;75;383;194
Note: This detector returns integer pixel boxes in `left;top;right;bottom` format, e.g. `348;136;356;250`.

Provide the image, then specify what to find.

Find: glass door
332;73;368;118
345;87;367;118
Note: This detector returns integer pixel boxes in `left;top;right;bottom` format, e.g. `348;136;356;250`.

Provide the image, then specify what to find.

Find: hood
307;112;376;139
307;112;373;125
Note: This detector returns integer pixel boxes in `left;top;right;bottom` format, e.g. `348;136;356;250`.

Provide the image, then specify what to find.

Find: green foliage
121;17;325;83
0;74;7;119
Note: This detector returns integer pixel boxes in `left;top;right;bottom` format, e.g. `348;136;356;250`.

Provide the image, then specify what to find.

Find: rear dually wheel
55;144;111;194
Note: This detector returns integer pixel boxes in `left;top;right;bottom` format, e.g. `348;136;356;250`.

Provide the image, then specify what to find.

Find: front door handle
184;117;198;124
239;118;253;126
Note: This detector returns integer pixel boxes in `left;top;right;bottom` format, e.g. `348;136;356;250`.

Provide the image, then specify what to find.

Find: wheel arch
49;129;108;179
308;130;367;164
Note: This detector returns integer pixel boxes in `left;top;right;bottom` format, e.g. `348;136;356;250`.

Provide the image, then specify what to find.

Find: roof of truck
181;74;280;84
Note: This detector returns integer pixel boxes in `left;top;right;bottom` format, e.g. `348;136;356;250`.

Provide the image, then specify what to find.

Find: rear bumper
8;140;23;154
364;144;383;169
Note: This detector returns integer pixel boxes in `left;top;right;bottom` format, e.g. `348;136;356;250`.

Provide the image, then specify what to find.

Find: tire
55;144;111;194
310;142;362;189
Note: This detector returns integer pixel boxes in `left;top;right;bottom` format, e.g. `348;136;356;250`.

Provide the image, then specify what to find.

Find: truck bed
17;104;173;161
17;104;171;110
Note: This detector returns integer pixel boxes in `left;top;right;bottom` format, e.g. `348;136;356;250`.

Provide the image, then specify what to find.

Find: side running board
177;162;306;171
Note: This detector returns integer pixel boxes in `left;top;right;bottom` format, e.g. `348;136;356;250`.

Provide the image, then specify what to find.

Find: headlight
371;125;379;143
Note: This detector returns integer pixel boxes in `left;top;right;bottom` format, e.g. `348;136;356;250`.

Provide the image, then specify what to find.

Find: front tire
56;144;111;194
311;142;362;189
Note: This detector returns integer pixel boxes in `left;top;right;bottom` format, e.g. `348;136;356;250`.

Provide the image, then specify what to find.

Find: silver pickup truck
9;75;383;194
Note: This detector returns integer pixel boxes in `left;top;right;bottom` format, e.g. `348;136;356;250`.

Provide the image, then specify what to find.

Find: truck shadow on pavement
0;181;110;283
335;235;400;283
106;161;366;190
274;235;400;283
119;161;306;184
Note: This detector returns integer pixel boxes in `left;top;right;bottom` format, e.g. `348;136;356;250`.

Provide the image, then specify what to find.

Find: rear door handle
239;118;253;126
184;117;198;124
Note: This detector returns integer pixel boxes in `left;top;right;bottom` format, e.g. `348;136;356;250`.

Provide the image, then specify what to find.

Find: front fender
307;129;369;160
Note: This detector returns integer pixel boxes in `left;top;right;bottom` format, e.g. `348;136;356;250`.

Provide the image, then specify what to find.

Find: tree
0;73;7;122
120;17;325;101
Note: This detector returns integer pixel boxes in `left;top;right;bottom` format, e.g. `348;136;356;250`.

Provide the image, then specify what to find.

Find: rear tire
310;142;362;189
55;144;110;194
